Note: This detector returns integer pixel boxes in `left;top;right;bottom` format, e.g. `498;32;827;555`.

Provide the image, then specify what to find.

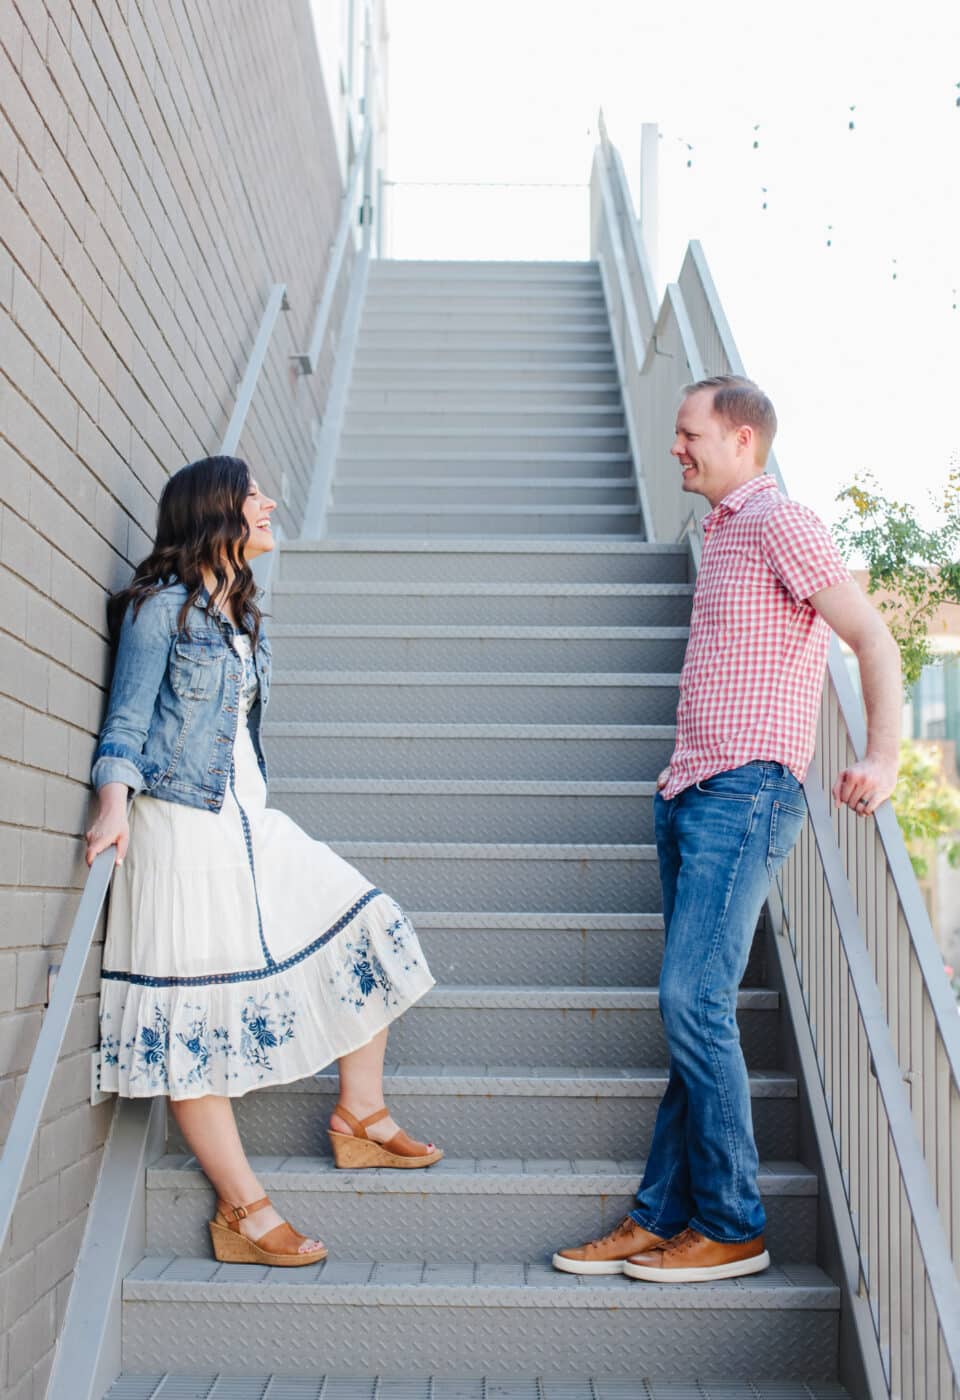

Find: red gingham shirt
662;474;851;799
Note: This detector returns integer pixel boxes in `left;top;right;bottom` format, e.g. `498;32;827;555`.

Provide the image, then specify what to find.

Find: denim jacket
91;582;271;811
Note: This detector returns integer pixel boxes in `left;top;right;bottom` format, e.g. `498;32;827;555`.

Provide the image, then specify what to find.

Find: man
553;375;901;1283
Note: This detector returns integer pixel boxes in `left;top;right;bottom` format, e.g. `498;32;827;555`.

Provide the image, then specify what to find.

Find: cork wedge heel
328;1103;443;1169
208;1194;328;1266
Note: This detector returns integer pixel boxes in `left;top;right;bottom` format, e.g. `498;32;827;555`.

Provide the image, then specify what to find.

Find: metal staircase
107;261;849;1395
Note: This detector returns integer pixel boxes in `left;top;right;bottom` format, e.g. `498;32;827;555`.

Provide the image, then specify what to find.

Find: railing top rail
0;279;291;1258
293;82;374;377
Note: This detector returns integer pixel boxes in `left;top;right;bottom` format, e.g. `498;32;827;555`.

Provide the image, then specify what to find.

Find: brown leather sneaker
622;1227;770;1282
552;1215;667;1275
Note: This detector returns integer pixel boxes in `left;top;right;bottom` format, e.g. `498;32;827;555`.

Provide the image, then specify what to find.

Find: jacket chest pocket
170;638;223;702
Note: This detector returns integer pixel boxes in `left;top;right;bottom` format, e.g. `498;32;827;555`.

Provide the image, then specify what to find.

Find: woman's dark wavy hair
107;456;264;644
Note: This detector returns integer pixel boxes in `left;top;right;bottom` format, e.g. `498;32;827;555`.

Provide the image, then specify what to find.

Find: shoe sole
551;1252;626;1275
622;1249;771;1282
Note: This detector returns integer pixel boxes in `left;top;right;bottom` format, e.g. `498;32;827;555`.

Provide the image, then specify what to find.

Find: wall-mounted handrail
291;120;372;377
0;851;114;1250
0;279;292;1259
220;283;289;455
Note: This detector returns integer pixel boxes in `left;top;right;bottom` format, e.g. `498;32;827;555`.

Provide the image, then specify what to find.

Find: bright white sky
380;0;960;532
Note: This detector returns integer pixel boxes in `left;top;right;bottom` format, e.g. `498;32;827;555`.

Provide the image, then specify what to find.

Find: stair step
146;1154;814;1263
367;290;608;310
352;343;616;365
277;539;690;584
211;1064;799;1160
270;582;691;627
121;1258;837;1379
270;779;658;843
362;309;611;330
347;386;623;410
338;428;629;454
380;983;781;1068
263;721;676;779
350;359;619;384
329;841;661;912
267;671;681;724
406;911;766;989
107;1376;852;1399
342;408;627;432
268;625;686;673
330;478;637;509
357;330;614;352
369;258;601;280
325;513;644;538
337;456;634;481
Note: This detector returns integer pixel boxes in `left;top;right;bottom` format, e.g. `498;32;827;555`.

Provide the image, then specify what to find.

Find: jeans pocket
767;797;807;872
694;775;756;802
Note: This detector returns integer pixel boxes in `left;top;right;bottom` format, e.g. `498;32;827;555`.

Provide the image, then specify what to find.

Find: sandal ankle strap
217;1194;271;1227
333;1103;390;1140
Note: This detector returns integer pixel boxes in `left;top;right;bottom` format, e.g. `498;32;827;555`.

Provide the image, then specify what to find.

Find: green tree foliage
893;740;960;880
834;470;960;688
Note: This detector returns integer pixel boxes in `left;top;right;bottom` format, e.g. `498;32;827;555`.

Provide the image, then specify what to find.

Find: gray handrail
0;280;292;1258
291;120;373;377
220;283;289;455
0;849;115;1248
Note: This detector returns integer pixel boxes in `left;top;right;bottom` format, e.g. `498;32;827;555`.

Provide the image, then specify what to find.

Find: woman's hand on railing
86;783;130;866
831;753;898;818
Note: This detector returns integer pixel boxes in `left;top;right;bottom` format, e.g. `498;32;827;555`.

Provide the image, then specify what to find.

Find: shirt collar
703;473;776;531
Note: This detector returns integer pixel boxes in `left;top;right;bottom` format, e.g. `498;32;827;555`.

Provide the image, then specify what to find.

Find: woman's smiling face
242;478;277;558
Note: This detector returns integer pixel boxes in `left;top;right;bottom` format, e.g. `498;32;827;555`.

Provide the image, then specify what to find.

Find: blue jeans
629;761;807;1243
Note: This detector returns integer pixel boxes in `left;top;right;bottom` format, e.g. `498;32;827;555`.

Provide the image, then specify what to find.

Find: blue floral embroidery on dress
337;926;395;1010
176;1014;212;1088
240;993;296;1071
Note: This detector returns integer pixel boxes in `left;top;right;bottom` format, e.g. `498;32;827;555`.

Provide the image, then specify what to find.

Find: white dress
98;633;434;1099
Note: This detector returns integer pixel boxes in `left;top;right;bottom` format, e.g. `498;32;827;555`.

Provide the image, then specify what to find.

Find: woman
86;456;441;1268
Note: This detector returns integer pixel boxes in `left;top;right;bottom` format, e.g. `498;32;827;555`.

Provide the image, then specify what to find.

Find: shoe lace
668;1228;700;1255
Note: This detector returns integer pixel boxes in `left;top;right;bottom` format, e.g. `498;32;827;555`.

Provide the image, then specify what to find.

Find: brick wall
0;2;348;1393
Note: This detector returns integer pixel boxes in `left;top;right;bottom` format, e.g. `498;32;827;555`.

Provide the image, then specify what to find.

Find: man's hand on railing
831;754;898;818
86;782;130;866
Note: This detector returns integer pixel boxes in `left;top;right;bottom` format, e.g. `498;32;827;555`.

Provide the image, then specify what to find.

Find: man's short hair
683;375;777;465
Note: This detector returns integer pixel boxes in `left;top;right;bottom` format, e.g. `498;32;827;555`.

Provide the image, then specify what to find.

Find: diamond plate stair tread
280;540;685;554
268;1065;796;1099
271;672;682;686
330;842;658;860
104;1378;852;1400
148;1155;814;1196
265;722;676;738
272;778;659;796
125;1257;839;1309
410;912;664;928
272;583;693;598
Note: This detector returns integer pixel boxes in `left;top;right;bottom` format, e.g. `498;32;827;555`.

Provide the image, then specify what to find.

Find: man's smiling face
671;388;760;507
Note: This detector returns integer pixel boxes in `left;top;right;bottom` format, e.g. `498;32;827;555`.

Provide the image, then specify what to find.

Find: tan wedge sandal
328;1104;444;1169
208;1194;328;1266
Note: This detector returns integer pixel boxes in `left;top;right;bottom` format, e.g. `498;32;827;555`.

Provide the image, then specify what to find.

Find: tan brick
8;1178;59;1262
43;1046;93;1123
36;1097;109;1179
57;329;98;413
0;3;24;67
22;710;69;776
0;1251;37;1330
0;953;15;1013
14;151;64;261
46;662;99;732
68;7;108;123
20;828;85;889
11;263;59;366
62;223;102;316
33;1213;84;1298
30;352;79;446
0;566;29;641
0;507;52;595
0;1009;41;1076
61;994;98;1056
13;0;48;60
0;45;43;167
41;127;87;240
13;947;51;1012
38;239;82;342
83;103;121;204
6;1287;55;1386
0;889;43;950
0;307;35;397
80;300;117;394
45;20;88;131
43;772;91;837
20;27;68;158
0;158;45;281
50;551;107;632
0;757;44;826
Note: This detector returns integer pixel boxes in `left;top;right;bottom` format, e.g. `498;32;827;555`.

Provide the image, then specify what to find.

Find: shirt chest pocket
170;637;223;702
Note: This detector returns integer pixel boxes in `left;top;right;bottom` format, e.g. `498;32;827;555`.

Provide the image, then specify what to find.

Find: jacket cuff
91;754;145;795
